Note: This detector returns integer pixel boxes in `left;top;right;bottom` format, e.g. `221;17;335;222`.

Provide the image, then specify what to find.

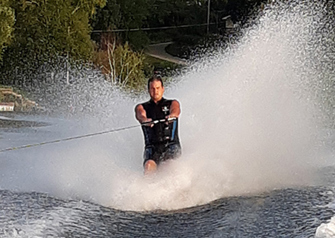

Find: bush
127;31;150;51
93;40;147;90
143;55;180;78
0;1;15;61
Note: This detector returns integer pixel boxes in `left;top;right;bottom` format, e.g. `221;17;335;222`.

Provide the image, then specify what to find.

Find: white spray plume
0;1;334;211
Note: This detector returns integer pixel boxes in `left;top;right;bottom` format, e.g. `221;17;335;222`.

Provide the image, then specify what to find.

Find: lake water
0;0;335;237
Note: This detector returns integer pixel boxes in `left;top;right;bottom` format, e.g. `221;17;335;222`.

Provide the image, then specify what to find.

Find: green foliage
143;55;180;77
93;0;152;29
0;0;268;88
93;41;147;89
93;0;216;48
92;0;121;30
15;0;106;60
0;0;15;61
92;0;152;49
148;0;205;32
71;0;106;16
109;42;147;89
93;0;265;45
0;0;106;81
127;31;150;51
226;0;265;24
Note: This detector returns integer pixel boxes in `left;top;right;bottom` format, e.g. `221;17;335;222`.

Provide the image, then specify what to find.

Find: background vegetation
0;0;270;90
0;0;15;60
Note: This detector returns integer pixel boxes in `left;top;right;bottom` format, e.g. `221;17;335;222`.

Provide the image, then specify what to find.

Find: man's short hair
148;74;163;90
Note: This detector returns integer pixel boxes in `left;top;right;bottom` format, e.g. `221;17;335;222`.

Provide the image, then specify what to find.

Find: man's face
149;80;164;102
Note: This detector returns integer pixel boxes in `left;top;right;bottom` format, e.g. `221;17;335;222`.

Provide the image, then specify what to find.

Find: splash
0;0;334;211
316;216;335;238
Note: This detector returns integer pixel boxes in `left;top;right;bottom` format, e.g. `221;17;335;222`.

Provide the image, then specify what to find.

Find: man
135;75;181;174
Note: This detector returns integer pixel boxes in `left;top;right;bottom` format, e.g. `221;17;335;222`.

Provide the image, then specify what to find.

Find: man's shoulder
135;100;151;111
141;100;152;106
162;98;179;103
137;98;180;107
165;99;180;105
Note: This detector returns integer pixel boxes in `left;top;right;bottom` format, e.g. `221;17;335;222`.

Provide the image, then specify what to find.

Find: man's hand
136;104;152;126
165;115;177;123
141;118;154;127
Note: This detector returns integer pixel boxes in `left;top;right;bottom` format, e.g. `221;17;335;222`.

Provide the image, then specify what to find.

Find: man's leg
143;146;158;175
165;143;181;160
144;159;157;175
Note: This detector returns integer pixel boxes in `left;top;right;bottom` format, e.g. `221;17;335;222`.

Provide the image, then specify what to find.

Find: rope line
0;124;140;153
92;22;217;33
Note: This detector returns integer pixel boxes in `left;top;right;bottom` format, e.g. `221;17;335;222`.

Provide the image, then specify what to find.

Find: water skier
135;74;181;174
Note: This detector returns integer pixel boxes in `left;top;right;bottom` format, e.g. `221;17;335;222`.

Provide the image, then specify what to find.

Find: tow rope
0;117;177;153
0;124;140;153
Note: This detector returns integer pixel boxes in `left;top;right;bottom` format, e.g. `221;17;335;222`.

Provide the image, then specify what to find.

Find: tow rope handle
141;117;176;126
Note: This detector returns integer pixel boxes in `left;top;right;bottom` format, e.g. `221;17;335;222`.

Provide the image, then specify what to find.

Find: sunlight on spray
101;0;334;211
0;0;334;212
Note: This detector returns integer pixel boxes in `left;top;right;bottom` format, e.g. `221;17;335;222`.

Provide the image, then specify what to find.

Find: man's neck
151;97;164;104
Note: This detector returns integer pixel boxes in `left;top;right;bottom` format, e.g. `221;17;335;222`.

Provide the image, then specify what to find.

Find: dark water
0;184;334;237
0;118;48;129
0;114;334;237
1;0;335;237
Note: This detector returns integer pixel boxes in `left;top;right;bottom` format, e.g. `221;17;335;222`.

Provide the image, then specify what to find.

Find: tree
15;0;105;59
0;0;15;61
93;39;147;89
148;0;206;28
226;0;265;25
93;0;231;48
92;0;152;49
1;0;106;82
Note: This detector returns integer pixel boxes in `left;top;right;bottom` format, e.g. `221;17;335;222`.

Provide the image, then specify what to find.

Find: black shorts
143;143;181;166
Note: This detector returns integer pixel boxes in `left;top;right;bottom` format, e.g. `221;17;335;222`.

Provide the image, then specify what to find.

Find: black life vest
141;98;180;146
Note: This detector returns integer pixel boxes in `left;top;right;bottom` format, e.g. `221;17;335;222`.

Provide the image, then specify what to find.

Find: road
145;42;188;66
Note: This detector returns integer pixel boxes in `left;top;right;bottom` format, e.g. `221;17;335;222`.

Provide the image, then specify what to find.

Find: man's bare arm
169;100;181;118
135;104;148;123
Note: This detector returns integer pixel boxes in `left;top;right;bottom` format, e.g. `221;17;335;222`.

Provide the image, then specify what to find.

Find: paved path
145;42;188;66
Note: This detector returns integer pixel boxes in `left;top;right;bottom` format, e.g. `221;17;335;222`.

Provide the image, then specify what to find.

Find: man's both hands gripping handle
141;117;177;127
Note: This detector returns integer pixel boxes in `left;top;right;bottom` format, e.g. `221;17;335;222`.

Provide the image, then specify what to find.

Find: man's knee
144;159;157;174
144;146;153;157
167;143;181;159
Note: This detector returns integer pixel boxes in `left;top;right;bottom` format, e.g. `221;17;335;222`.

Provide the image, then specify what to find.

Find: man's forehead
150;80;163;87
